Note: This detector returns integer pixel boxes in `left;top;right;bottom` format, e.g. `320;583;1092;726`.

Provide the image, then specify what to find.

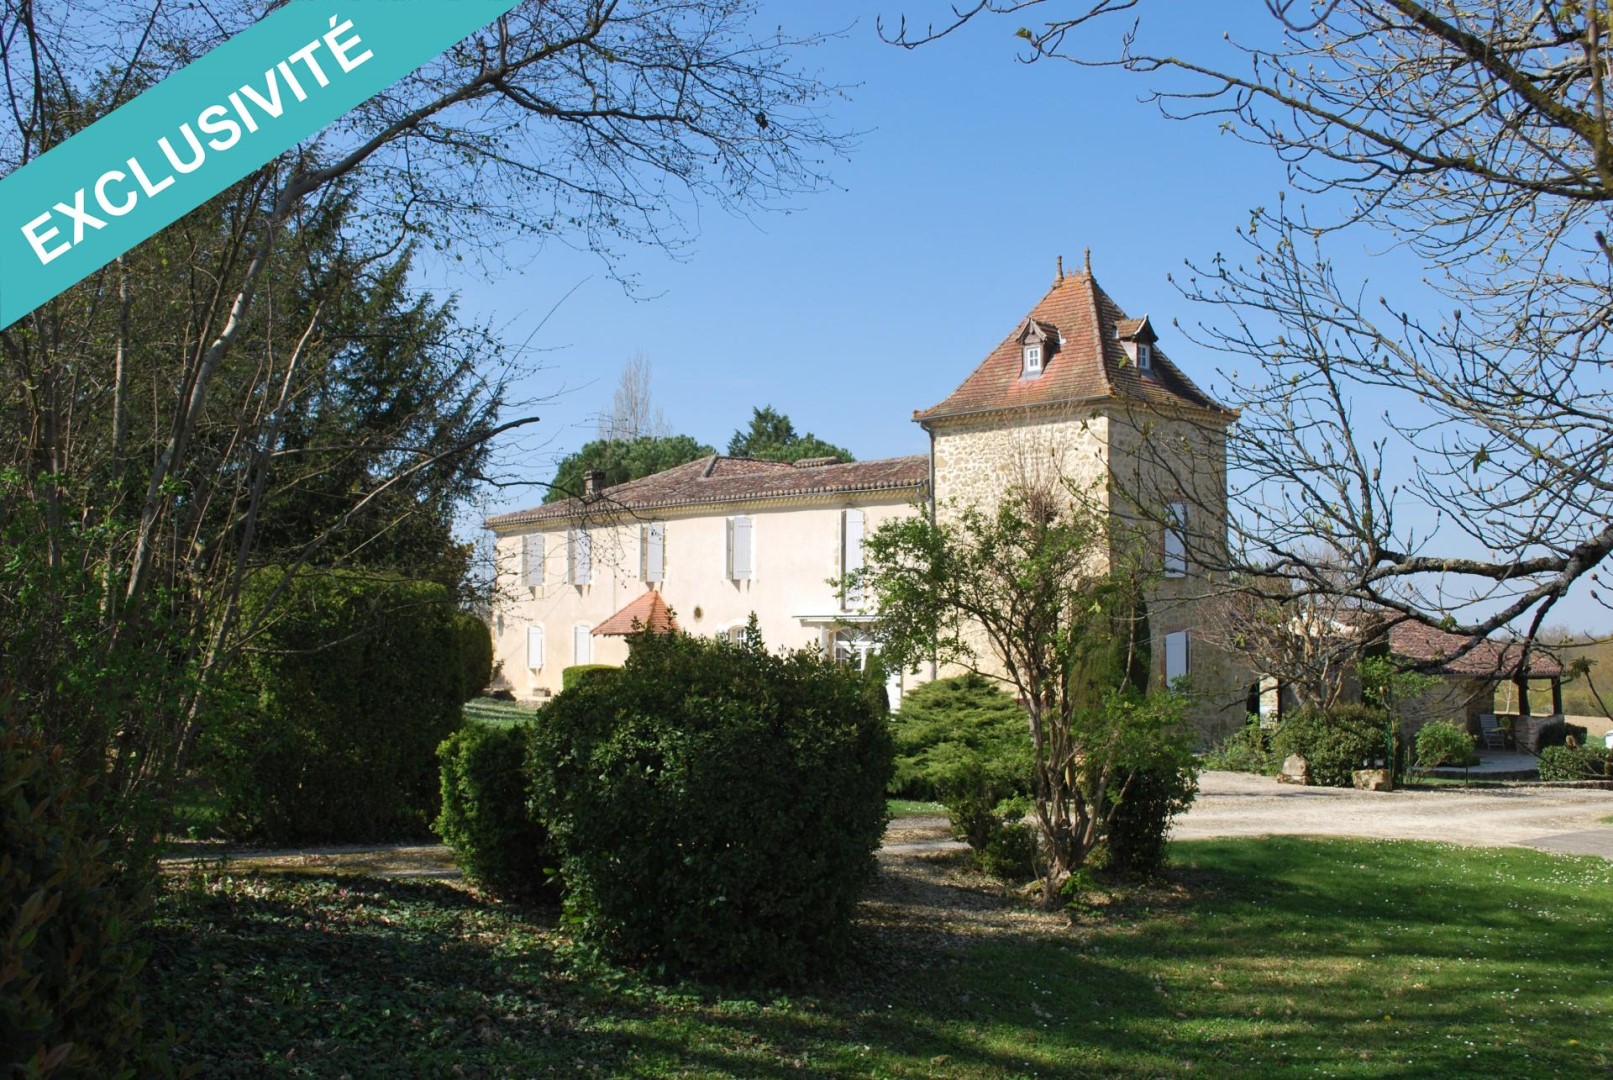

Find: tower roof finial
1056;254;1064;284
1084;247;1092;275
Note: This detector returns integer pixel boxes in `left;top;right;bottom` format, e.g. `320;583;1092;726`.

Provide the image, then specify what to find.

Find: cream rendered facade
486;266;1248;737
489;492;921;700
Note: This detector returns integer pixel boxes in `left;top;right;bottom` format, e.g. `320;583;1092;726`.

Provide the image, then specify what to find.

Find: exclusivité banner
0;1;520;329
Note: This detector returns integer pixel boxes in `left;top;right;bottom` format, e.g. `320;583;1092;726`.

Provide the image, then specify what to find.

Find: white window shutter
1164;502;1188;577
526;625;545;670
729;515;752;580
573;624;592;665
521;534;544;587
1165;631;1190;685
568;527;591;585
643;523;664;583
841;508;864;608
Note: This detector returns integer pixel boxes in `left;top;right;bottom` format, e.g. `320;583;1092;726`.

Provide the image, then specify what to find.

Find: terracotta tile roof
914;271;1232;423
1387;622;1563;678
593;590;679;636
487;454;928;528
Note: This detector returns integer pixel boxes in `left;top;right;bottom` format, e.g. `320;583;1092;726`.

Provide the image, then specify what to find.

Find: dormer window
1116;315;1159;375
1016;317;1056;380
1022;343;1043;376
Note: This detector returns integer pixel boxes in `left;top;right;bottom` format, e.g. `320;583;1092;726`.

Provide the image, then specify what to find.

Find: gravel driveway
1177;770;1613;858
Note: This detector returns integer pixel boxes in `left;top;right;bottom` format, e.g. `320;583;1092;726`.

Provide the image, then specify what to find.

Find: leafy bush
938;766;1039;880
529;630;891;985
1538;744;1613;781
435;722;555;899
1201;721;1277;774
1272;703;1395;788
1415;720;1478;768
888;673;1032;801
453;612;494;702
1;721;170;1078
208;570;467;843
1099;761;1200;876
560;664;616;691
1535;719;1589;750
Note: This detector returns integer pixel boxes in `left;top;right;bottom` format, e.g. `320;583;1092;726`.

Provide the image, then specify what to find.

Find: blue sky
418;2;1601;631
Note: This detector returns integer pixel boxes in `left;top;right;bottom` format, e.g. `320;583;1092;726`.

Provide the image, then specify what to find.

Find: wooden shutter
729;515;752;580
526;625;545;670
568;527;591;585
642;522;664;583
1164;502;1188;577
841;508;864;608
1165;631;1190;685
520;534;544;587
573;624;592;665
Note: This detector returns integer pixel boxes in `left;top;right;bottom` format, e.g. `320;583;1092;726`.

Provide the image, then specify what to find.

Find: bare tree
0;0;851;837
884;0;1613;656
597;352;671;442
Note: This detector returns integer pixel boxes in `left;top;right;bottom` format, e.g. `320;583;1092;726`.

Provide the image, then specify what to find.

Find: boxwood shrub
529;630;892;985
436;721;556;899
1272;703;1395;788
559;664;616;691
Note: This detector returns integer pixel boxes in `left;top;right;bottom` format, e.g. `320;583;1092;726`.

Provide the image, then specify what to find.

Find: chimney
583;469;605;499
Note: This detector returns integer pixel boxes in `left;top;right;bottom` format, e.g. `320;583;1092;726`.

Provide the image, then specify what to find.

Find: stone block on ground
1278;754;1310;785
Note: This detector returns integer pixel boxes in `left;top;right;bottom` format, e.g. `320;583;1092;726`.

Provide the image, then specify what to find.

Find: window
526;625;545;670
573;624;592;665
1163;502;1188;577
1164;630;1190;686
840;508;864;609
567;526;591;585
1022;342;1043;377
520;533;544;588
1136;343;1153;371
641;522;665;583
726;514;753;580
829;628;876;671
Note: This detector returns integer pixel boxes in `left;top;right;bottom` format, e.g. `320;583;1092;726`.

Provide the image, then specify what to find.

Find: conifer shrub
1414;720;1478;768
208;570;467;843
888;673;1032;801
435;721;556;899
1272;703;1394;788
529;629;891;985
1201;721;1277;774
1;721;170;1078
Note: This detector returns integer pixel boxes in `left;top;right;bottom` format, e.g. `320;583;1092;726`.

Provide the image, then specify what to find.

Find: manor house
486;260;1246;735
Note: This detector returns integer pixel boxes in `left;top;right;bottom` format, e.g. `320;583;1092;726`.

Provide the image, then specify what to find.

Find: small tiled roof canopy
594;590;679;637
915;269;1233;423
1387;622;1563;678
487;454;928;528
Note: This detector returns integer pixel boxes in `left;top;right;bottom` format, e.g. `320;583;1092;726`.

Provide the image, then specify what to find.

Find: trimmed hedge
453;612;494;702
560;664;616;691
1;722;168;1078
209;570;468;843
1538;744;1613;781
529;630;891;985
435;722;555;899
1272;703;1395;788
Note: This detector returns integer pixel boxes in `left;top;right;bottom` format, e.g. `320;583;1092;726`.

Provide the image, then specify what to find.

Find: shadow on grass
143;839;1613;1078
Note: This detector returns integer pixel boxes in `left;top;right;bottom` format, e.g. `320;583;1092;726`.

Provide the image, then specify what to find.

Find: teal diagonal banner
0;0;519;329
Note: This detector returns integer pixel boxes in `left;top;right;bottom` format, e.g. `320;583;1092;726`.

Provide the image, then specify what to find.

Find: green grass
144;838;1613;1077
463;696;540;726
887;798;946;817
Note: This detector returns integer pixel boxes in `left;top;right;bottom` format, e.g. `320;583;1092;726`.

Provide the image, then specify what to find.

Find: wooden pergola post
1550;676;1563;717
1514;675;1531;717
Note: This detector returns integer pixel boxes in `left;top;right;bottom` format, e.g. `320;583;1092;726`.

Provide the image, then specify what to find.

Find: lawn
144;838;1612;1077
887;798;947;818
